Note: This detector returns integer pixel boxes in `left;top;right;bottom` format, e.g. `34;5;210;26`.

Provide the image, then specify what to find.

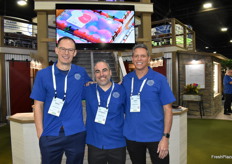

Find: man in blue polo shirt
223;68;232;115
122;44;176;164
82;61;126;164
30;36;91;164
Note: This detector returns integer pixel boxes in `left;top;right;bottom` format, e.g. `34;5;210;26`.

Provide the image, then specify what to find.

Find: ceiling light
221;27;228;32
205;46;209;49
17;0;28;6
213;51;217;54
203;2;212;9
191;60;198;64
230;40;232;43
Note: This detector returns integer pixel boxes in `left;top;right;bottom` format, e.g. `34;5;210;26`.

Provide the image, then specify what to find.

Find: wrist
163;133;170;138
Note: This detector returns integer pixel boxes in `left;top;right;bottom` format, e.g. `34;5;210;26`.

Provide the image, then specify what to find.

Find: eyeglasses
58;47;76;54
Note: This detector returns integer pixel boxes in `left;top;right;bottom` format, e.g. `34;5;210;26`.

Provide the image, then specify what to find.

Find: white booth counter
9;113;40;164
9;108;187;164
171;107;188;164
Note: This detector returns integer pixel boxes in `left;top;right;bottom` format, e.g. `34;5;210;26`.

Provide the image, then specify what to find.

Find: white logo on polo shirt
75;73;81;80
113;92;120;98
147;80;154;86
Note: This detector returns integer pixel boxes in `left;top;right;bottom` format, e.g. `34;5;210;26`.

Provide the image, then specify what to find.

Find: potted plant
183;83;202;101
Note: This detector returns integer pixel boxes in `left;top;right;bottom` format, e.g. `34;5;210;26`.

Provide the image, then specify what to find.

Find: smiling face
94;61;112;88
132;47;150;71
55;38;77;67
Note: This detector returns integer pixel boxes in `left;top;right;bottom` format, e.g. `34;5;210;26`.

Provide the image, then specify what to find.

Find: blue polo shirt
223;75;232;94
122;67;176;142
30;63;91;136
83;83;126;149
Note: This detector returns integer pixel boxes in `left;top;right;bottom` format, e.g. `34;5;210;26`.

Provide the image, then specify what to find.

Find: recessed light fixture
205;46;209;49
17;0;27;6
221;27;228;32
191;60;198;64
213;51;217;54
230;40;232;43
203;2;212;9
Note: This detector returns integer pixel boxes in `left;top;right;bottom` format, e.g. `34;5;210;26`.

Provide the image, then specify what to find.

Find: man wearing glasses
30;36;91;164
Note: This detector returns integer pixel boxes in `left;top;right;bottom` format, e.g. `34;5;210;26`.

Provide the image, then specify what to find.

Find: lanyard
52;64;70;100
96;82;115;109
130;77;147;96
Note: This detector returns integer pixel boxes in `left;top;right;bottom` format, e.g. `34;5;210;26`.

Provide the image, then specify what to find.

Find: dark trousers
224;94;232;113
39;129;86;164
87;144;126;164
126;139;169;164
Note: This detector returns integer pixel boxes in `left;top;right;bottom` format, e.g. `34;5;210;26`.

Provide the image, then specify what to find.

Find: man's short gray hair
94;60;111;70
132;44;149;56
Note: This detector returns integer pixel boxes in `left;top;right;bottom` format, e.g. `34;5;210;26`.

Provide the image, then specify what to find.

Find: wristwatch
163;133;170;138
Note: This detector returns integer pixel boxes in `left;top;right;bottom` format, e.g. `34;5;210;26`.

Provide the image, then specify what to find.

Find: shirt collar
53;62;75;76
128;66;152;80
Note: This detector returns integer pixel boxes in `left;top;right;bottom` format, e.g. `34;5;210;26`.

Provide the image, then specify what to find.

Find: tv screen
56;4;135;50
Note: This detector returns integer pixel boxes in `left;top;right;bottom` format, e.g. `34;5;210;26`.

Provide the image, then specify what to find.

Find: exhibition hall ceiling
0;0;232;58
152;0;232;58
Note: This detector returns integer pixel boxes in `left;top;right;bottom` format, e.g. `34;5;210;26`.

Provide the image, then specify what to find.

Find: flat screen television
56;4;135;50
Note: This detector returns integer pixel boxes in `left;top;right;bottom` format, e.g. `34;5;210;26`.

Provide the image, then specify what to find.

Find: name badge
48;97;64;117
94;107;108;124
130;95;141;112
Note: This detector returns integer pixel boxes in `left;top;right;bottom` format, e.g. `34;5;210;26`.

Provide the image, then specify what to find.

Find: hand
157;137;169;159
85;81;96;86
118;81;122;84
37;129;43;139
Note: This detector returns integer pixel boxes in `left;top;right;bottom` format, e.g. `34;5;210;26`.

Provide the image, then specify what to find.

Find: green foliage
221;59;232;70
184;83;200;94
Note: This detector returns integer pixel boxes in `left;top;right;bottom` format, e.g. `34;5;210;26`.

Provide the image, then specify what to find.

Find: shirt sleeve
83;69;92;84
159;77;176;105
223;76;230;85
30;70;46;102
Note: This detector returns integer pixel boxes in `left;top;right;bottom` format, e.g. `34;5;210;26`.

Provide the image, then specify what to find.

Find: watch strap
163;133;170;138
